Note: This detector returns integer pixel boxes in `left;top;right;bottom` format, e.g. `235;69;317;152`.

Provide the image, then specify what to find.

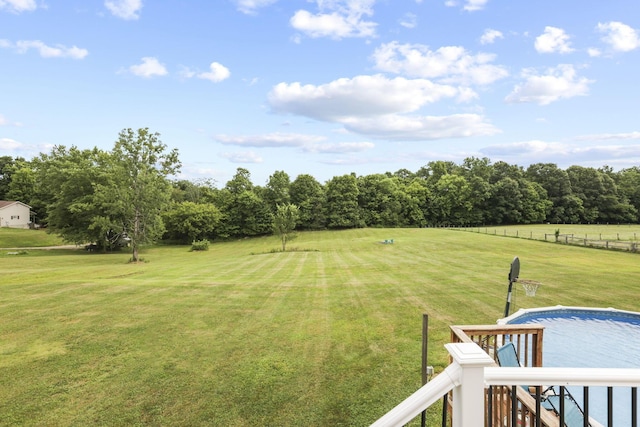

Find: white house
0;201;32;228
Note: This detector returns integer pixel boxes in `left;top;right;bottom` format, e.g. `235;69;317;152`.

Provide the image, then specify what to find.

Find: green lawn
0;228;66;248
2;228;640;426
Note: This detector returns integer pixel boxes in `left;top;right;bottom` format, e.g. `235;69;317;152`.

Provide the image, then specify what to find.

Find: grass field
2;227;640;426
456;223;640;241
0;228;66;248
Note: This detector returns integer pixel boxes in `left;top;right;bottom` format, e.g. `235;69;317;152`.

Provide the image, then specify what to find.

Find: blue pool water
504;307;640;425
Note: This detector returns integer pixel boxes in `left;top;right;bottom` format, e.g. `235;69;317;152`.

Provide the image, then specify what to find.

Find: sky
1;0;640;187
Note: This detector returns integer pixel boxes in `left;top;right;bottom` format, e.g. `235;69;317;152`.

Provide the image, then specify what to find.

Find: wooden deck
448;324;564;427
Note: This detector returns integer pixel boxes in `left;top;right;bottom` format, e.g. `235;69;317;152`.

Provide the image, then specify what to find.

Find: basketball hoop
519;279;540;297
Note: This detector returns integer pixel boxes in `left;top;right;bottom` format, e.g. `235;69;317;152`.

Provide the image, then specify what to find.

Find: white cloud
399;13;417;29
181;63;231;82
481;140;568;157
597;21;640;52
178;66;196;79
444;0;486;11
105;0;142;20
463;0;488;12
220;151;263;163
505;64;593;105
216;132;373;154
216;132;325;148
573;131;640;141
198;62;231;83
0;137;22;150
269;74;461;121
0;113;22;127
128;57;168;78
1;39;88;59
304;141;374;153
233;0;278;15
267;74;500;140
480;29;503;45
480;140;640;167
535;26;574;54
290;0;377;39
587;48;601;57
0;137;48;154
372;42;508;85
0;0;36;13
342;113;500;140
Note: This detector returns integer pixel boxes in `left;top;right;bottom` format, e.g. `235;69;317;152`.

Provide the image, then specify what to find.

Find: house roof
0;200;32;210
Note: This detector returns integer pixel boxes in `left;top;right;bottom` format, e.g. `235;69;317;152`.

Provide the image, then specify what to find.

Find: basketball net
518;279;540;297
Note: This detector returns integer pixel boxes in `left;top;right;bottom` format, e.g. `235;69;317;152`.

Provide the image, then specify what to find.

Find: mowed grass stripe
2;227;640;425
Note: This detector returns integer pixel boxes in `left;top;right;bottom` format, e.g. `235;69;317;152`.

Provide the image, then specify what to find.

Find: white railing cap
445;343;495;367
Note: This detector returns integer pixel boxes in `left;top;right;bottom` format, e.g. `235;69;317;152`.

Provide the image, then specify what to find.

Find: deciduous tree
290;174;325;229
163;201;222;242
325;174;362;229
103;128;180;262
273;203;299;251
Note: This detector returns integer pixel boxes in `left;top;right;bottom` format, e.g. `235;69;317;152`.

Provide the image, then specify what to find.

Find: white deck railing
371;342;640;427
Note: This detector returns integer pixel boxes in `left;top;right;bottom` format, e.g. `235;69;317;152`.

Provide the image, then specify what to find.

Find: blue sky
1;0;640;186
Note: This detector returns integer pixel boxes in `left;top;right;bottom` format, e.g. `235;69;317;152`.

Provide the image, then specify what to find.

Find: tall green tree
225;167;253;195
526;163;583;223
484;177;544;225
290;174;326;229
264;170;291;212
5;158;48;224
103;128;181;262
0;156;17;200
357;174;404;227
567;165;636;223
324;174;362;229
163;201;222;242
221;168;273;237
404;178;432;227
171;179;216;203
418;160;459;186
235;190;274;236
431;174;472;225
35;146;111;245
616;167;640;222
520;181;552;224
273;203;299;251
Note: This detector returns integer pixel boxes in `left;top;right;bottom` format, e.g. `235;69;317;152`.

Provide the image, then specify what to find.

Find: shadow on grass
251;247;320;255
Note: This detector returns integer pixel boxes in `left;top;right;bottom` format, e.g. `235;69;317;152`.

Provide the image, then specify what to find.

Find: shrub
191;239;209;251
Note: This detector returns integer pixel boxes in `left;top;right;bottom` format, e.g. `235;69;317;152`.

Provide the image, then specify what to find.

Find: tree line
2;129;640;252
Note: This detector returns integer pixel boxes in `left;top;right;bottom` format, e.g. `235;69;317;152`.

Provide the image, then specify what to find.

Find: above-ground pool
499;306;640;425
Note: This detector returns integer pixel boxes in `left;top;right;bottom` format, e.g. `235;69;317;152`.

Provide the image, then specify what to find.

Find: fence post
421;314;429;427
445;343;494;427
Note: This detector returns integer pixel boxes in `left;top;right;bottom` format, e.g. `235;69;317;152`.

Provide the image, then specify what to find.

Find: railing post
445;343;495;427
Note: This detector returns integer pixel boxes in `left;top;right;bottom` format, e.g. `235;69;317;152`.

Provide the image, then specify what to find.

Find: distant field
455;224;640;241
1;227;640;425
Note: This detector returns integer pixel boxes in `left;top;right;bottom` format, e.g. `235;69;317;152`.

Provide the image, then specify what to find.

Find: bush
191;239;209;251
